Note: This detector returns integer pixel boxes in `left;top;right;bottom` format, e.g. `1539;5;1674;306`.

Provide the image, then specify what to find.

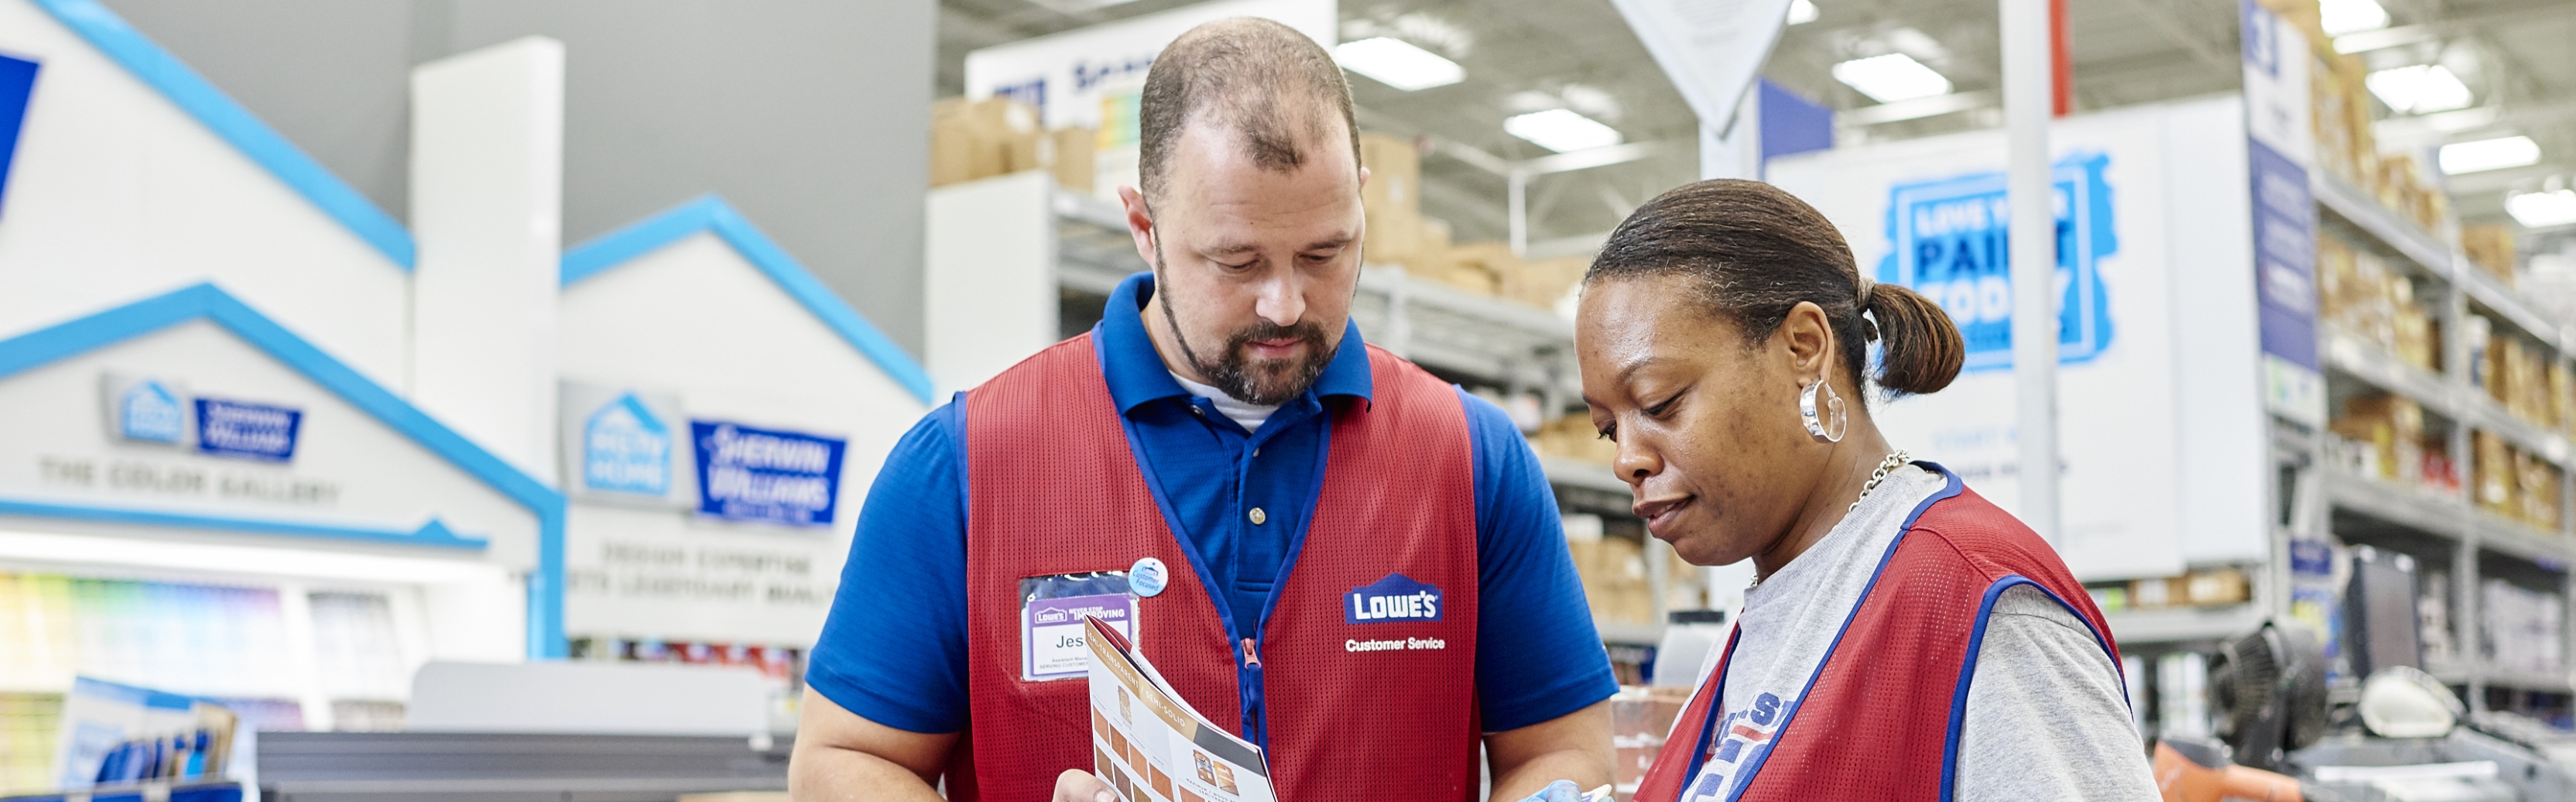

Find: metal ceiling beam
1841;91;1997;125
2445;162;2574;194
2377;96;2576;147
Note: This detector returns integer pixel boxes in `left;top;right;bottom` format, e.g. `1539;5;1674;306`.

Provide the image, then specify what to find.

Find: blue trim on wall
0;284;567;657
27;0;416;270
0;497;488;550
560;195;937;405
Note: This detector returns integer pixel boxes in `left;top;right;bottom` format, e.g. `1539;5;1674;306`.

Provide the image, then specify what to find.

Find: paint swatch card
1085;616;1274;802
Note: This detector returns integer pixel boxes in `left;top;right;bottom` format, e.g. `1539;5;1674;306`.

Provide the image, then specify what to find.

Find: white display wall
1769;96;2271;579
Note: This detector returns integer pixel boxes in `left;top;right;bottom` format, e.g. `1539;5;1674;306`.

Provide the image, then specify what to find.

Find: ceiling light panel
1832;53;1953;103
1333;37;1464;91
2320;0;2389;36
2507;190;2576;229
2438;135;2540;174
1788;0;1820;25
2366;64;2474;115
1506;108;1623;153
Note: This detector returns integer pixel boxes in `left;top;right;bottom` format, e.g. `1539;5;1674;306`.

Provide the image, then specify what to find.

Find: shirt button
1249;507;1268;525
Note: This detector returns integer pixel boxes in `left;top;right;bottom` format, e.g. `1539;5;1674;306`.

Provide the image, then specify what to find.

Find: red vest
1635;470;2118;802
954;333;1482;802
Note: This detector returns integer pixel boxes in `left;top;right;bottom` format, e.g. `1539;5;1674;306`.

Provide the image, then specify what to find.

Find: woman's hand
1050;768;1116;802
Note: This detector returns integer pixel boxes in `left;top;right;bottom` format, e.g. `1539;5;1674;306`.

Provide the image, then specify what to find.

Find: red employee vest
952;333;1482;802
1634;471;2119;802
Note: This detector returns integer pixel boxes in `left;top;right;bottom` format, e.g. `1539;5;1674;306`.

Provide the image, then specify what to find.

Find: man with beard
789;18;1615;802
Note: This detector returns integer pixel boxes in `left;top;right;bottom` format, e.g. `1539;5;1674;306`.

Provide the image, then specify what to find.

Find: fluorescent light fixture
2439;135;2541;174
2366;64;2474;114
0;529;514;584
1831;53;1953;103
2320;0;2389;36
2506;189;2576;228
1788;0;1820;25
1505;108;1623;153
1332;37;1464;91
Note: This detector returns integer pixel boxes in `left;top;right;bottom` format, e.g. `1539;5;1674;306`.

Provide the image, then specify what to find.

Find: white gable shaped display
0;284;568;656
554;197;930;646
0;0;413;387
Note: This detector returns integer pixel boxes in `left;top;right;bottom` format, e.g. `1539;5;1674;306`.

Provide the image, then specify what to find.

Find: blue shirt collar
1097;272;1374;416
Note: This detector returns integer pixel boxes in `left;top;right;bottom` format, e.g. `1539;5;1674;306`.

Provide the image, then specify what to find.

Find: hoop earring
1800;381;1847;444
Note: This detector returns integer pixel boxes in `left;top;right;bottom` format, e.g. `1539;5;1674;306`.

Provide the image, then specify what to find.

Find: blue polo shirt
807;272;1615;735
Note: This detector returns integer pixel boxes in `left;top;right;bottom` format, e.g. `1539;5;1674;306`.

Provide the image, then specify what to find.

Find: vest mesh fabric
1635;484;2115;802
959;337;1483;801
1257;346;1481;800
961;334;1239;802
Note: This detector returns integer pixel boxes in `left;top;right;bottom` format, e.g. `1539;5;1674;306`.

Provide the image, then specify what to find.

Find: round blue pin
1129;557;1169;598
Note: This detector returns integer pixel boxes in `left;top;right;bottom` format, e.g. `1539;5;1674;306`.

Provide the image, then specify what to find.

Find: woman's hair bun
1862;282;1964;396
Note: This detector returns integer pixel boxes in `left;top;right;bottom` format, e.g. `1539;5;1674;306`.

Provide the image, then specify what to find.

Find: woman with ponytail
1576;180;2156;802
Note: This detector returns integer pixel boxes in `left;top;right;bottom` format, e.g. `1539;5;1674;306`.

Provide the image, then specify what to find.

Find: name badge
1020;571;1139;682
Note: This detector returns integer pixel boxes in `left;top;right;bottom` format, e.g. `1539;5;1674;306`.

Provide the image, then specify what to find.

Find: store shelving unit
1047;189;1686;646
2295;170;2576;711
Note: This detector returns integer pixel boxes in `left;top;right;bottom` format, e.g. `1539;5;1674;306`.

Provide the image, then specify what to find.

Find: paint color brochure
1084;616;1276;802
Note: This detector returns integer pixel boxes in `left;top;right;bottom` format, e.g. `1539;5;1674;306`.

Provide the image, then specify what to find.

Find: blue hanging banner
193;397;302;461
690;420;846;527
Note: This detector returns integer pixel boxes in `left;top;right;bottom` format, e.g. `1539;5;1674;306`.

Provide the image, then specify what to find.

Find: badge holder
1019;571;1139;682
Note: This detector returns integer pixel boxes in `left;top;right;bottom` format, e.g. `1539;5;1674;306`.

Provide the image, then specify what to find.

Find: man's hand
1051;768;1118;802
788;688;957;801
1485;699;1615;802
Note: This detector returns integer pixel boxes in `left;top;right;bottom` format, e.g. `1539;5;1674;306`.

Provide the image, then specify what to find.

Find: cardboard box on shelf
1360;132;1424;266
2552;362;2575;437
2452;223;2514;286
2334;394;2425;483
1532;413;1619;465
930;96;1047;187
2513;451;2562;531
1502;256;1589;311
2393;305;2437;371
2474;430;2518;518
1572;536;1656;625
1051;127;1098;195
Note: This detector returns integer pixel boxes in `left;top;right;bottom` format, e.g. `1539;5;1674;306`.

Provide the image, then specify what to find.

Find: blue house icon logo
584;393;670;495
118;380;187;444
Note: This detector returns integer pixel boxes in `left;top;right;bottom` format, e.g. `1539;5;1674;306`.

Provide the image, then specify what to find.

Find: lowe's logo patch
1346;574;1442;623
1879;153;2119;372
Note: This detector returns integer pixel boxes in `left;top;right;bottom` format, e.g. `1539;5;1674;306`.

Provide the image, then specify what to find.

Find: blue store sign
583;394;671;496
1879;153;2120;372
194;397;302;461
690;420;845;527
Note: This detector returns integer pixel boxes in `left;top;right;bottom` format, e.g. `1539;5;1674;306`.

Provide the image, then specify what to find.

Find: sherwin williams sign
690;420;845;527
1879;153;2119;371
194;398;302;461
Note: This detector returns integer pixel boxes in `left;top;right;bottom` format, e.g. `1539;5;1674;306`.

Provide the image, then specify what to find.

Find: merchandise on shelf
2556;362;2576;438
2480;579;2566;677
2482;330;2562;430
2471;430;2564;530
2329;393;2435;488
1609;685;1690;798
2316;236;2440;371
2463;224;2519;287
1568;525;1656;626
1359;132;1424;266
1356;132;1587;311
2116;567;2253;610
928;96;1094;191
1531;413;1619;466
2419;571;2454;667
